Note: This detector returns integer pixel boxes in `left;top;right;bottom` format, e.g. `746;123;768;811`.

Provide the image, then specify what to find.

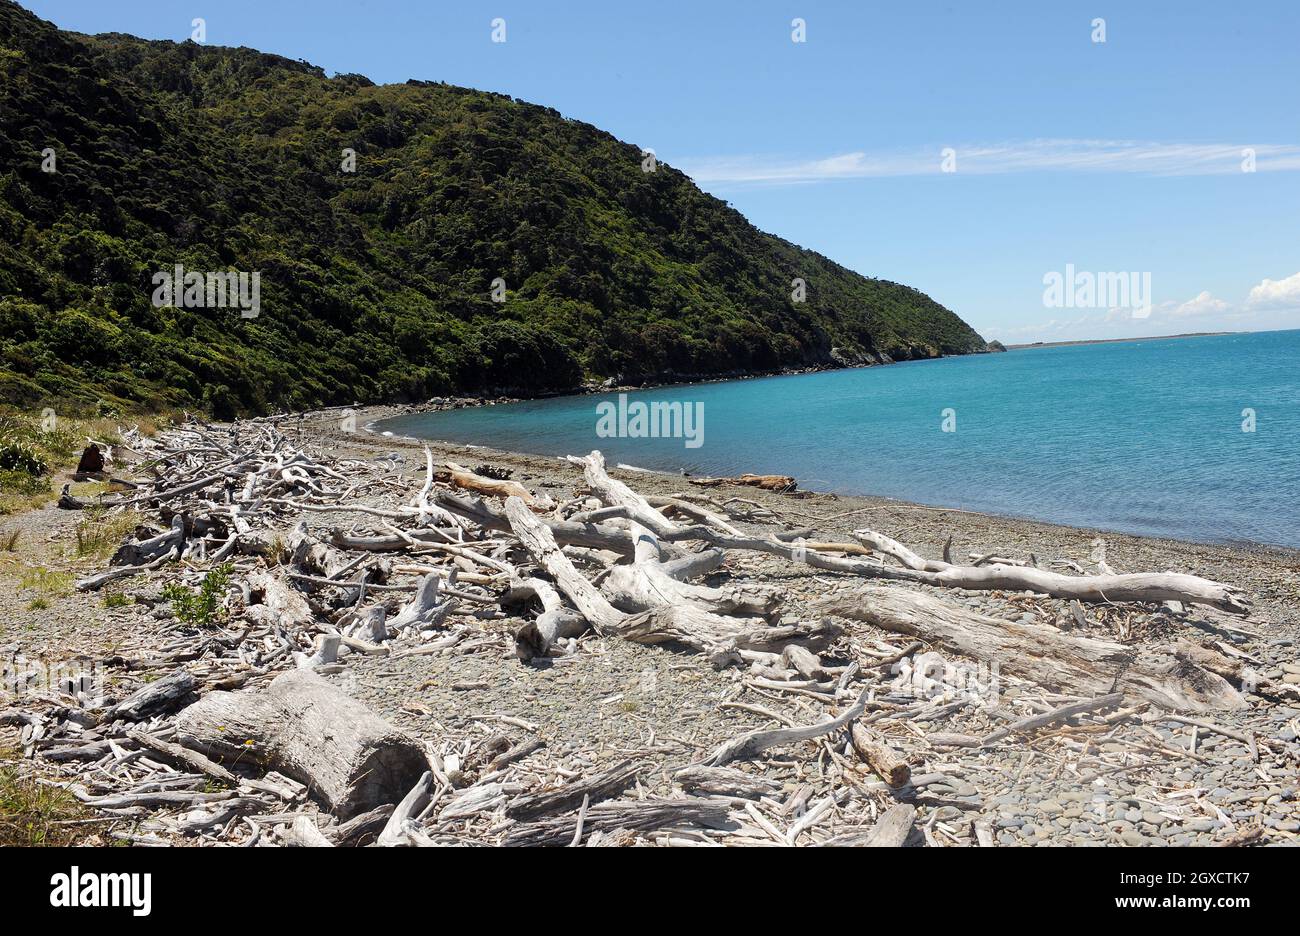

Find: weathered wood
174;669;428;819
102;670;196;722
505;760;641;821
503;796;730;847
503;496;624;632
815;586;1245;712
979;692;1124;745
849;723;911;787
817;804;915;847
851;527;1250;614
282;814;335;847
674;765;783;799
705;686;872;766
126;729;240;785
503;578;588;660
446;462;546;508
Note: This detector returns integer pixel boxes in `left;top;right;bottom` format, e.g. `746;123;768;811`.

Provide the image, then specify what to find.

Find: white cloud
1168;290;1230;318
678;139;1300;186
1245;271;1300;309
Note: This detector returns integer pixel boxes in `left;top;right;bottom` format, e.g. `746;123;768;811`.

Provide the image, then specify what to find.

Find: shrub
161;562;233;627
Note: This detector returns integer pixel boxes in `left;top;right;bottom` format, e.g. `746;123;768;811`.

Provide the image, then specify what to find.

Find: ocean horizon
378;329;1300;549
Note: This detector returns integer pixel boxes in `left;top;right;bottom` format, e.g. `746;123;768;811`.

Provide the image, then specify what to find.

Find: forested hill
0;1;988;417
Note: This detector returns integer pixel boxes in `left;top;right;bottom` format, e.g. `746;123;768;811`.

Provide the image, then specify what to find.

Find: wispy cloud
991;271;1300;343
679;139;1300;186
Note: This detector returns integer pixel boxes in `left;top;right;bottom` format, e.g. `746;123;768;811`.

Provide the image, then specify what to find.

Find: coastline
360;401;1300;558
3;402;1297;848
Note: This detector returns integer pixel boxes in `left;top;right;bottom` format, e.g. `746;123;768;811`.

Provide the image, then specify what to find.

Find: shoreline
3;403;1297;848
358;402;1300;560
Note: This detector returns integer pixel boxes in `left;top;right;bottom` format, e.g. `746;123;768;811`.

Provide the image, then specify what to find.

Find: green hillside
0;1;988;417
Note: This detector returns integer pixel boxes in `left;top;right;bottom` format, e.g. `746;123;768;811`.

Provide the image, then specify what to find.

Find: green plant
102;591;130;608
0;440;46;476
0;758;89;846
19;566;73;596
73;508;137;558
26;597;48;610
161;562;234;627
0;529;17;551
0;2;986;416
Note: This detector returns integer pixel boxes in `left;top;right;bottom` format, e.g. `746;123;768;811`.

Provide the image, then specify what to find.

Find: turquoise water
377;330;1300;548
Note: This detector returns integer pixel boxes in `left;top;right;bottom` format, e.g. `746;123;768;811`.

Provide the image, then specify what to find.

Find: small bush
161;563;233;627
102;591;130;609
0;440;46;476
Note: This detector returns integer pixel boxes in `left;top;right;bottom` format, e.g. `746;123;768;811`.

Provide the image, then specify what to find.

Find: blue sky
24;0;1300;343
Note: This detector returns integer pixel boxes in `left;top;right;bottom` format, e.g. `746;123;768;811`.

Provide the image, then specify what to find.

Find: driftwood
446;462;548;509
16;418;1271;848
505;760;642;821
816;586;1245;712
979;692;1124;745
851;528;1250;614
102;670;196;722
705;686;872;766
689;473;798;492
673;765;783;799
849;724;911;787
503;796;731;847
504;578;588;660
817;804;916;847
174;670;427;818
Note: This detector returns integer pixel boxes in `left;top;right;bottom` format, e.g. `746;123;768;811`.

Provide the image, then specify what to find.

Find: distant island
1004;332;1234;351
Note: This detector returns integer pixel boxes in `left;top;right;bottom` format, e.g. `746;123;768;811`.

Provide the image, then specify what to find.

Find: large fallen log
174;669;428;819
550;480;1248;614
851;527;1250;614
815;585;1246;712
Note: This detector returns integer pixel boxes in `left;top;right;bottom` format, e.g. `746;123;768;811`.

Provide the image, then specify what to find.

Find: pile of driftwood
2;415;1280;847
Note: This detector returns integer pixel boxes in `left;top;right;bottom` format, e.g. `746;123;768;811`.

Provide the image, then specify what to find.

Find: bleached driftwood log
815;585;1245;712
174;669;427;818
851;528;1250;614
503;577;588;661
704;686;872;766
76;515;186;590
503;797;730;847
503;496;624;632
436;490;646;557
247;569;314;627
504;496;820;662
600;524;779;619
546;473;1248;613
387;571;455;633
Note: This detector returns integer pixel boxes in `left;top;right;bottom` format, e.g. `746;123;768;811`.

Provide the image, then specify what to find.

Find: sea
375;330;1300;548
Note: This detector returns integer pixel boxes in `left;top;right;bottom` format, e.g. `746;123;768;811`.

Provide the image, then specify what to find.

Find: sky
23;0;1300;343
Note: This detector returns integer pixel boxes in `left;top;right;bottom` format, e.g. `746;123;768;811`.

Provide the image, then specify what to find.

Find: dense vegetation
0;1;987;417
